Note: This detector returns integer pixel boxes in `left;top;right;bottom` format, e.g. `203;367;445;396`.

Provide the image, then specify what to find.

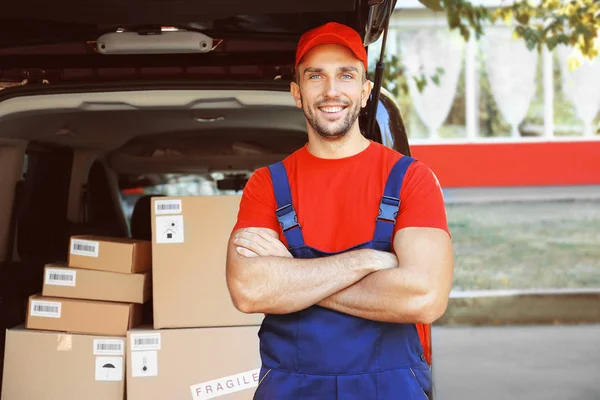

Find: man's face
291;44;371;140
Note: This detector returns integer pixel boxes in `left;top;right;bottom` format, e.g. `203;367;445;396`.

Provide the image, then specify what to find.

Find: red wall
410;141;600;188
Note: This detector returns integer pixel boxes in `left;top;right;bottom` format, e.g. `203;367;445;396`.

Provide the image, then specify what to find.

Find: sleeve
395;160;451;236
232;167;280;233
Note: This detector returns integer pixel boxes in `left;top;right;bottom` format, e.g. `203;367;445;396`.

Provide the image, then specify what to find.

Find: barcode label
155;199;182;215
130;333;161;351
70;239;99;257
94;339;124;356
30;300;61;318
45;268;76;287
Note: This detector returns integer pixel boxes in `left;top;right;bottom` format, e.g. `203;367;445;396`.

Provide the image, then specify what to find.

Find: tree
423;0;600;64
373;0;600;95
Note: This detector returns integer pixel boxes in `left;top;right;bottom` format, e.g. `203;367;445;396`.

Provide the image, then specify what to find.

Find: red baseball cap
295;22;368;71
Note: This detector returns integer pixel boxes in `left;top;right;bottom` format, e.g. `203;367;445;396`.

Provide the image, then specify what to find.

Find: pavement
431;324;600;400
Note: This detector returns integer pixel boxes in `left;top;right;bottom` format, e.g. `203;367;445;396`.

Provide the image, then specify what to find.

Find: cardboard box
26;294;142;336
127;326;261;400
1;326;125;400
68;235;151;274
42;262;151;304
151;196;264;328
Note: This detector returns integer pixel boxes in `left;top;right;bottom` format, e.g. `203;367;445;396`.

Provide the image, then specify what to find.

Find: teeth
320;106;344;113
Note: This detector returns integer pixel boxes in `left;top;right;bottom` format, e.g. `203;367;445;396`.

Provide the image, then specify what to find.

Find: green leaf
515;12;531;25
514;25;527;38
400;83;410;95
546;36;559;50
557;33;570;45
526;37;538;50
418;0;443;12
459;25;471;42
448;10;461;29
413;75;427;93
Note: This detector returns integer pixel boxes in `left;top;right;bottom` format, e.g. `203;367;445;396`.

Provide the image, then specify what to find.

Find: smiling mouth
318;105;347;114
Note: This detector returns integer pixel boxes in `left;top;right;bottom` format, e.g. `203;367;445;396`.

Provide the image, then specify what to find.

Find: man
226;21;453;399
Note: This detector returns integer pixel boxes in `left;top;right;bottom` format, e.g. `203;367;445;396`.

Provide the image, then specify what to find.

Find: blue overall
253;156;431;399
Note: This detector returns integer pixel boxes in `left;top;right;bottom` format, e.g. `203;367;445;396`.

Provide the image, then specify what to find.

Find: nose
323;78;340;98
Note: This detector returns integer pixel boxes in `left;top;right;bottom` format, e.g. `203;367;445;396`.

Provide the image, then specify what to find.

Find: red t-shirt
233;140;449;248
232;140;448;365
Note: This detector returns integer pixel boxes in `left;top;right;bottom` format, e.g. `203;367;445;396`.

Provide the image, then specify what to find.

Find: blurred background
368;3;600;398
362;1;600;295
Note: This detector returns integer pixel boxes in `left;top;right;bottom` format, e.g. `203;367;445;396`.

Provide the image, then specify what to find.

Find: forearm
319;228;454;324
227;249;389;315
317;267;437;324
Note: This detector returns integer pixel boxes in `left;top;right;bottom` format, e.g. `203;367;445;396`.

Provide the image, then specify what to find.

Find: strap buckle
276;204;301;232
376;195;400;223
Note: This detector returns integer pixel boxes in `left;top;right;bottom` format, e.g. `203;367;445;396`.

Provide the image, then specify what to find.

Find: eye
341;74;353;80
309;74;321;80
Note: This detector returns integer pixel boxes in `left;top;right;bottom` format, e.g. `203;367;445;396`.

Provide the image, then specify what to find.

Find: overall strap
373;156;416;244
267;162;306;249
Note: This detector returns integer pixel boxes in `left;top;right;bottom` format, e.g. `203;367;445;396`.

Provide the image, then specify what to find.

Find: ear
360;79;373;109
290;81;302;108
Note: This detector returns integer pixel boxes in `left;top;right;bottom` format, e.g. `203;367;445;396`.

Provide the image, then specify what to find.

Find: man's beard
302;96;361;140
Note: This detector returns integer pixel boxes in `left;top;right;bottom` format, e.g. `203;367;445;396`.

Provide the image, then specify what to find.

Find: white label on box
130;333;161;351
155;199;182;215
190;369;261;400
45;268;77;287
30;300;61;318
94;339;124;356
70;239;99;257
95;356;124;381
155;215;185;244
131;351;158;378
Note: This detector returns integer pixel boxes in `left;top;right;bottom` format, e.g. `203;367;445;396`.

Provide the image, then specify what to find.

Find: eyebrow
303;66;360;75
338;66;359;74
303;67;323;75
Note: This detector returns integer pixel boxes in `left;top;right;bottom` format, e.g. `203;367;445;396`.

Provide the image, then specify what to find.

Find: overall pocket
375;367;432;399
256;368;272;392
252;369;299;400
409;368;430;400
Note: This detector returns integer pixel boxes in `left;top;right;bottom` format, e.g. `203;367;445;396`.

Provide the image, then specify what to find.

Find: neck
306;123;370;159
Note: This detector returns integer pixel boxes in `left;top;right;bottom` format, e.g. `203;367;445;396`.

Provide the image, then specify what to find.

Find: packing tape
56;334;72;351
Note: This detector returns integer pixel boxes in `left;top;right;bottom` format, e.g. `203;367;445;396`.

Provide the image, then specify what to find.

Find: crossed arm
225;226;453;324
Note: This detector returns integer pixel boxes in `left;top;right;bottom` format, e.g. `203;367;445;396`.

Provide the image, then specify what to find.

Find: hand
233;228;293;258
375;251;399;270
356;249;398;272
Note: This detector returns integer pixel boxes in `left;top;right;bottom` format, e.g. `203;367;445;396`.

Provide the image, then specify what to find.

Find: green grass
446;200;600;291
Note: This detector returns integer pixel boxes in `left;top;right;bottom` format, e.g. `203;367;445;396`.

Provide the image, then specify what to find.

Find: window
118;173;246;229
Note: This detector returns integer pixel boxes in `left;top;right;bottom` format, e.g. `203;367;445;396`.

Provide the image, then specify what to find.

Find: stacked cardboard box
125;196;264;400
2;195;266;400
1;236;152;400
